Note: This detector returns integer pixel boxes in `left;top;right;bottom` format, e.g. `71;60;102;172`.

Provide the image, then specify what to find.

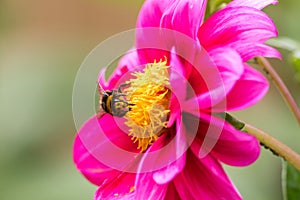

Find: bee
97;83;132;118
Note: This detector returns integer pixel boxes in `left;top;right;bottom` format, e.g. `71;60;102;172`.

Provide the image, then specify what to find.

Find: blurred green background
0;0;299;199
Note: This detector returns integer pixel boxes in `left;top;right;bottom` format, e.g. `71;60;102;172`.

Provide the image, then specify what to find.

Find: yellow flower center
124;59;170;152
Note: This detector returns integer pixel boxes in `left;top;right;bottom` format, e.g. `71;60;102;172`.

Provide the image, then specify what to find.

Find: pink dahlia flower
74;0;280;199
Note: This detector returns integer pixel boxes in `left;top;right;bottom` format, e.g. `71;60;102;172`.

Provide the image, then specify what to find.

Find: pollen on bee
124;58;171;152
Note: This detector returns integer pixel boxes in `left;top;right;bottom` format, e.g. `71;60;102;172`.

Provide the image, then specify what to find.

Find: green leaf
267;37;300;83
282;161;300;200
205;0;232;20
291;50;300;72
290;50;300;84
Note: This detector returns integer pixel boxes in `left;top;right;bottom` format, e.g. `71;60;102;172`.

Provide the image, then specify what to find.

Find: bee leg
114;93;127;97
127;103;135;111
111;89;126;97
118;100;135;106
118;83;130;93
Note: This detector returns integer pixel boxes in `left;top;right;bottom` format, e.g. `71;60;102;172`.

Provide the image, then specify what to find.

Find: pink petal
152;119;187;184
75;115;140;176
168;52;188;127
134;171;168;200
170;52;188;100
135;28;171;63
209;47;244;93
137;0;207;33
184;45;222;98
133;118;194;198
136;0;172;62
134;118;187;184
185;47;244;110
190;113;260;166
160;0;207;39
152;156;185;185
136;0;207;62
136;0;170;28
215;64;269;111
118;48;145;72
198;6;279;61
94;172;136;200
199;7;277;47
98;68;109;90
211;125;260;166
173;152;242;200
235;43;281;61
98;49;141;90
227;0;278;10
164;182;182;200
74;135;120;186
74;115;145;198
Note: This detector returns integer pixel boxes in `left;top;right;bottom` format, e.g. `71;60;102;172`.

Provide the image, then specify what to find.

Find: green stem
256;56;300;124
225;113;300;171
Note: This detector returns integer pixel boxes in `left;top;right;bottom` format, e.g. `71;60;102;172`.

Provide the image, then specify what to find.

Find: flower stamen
124;58;170;152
